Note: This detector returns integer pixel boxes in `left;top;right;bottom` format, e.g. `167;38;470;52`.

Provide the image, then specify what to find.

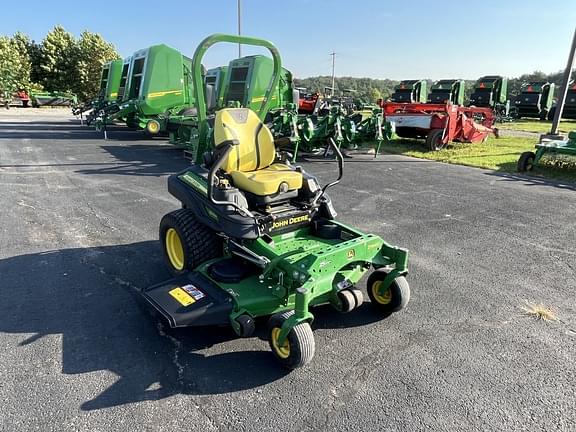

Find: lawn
497;118;576;134
366;135;576;183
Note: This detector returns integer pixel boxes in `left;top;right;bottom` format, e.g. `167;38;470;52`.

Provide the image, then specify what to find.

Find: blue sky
4;0;575;80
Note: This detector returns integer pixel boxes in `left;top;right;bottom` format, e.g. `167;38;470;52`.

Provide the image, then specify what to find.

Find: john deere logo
347;249;355;259
271;214;310;230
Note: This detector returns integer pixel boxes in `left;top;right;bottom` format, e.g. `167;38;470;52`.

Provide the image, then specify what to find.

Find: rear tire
159;209;221;275
268;311;315;369
426;129;446;151
517;151;536;172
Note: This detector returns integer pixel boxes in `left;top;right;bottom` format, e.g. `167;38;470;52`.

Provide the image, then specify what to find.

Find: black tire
236;314;255;338
517;151;536;172
426;129;446;151
159;209;221;275
337;289;356;313
366;270;410;313
268;310;315;369
177;107;198;117
539;109;548;121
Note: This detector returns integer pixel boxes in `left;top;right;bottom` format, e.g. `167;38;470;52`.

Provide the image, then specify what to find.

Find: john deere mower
140;34;411;369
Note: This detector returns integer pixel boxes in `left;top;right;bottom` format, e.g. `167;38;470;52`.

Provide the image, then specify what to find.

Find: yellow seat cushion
230;164;303;196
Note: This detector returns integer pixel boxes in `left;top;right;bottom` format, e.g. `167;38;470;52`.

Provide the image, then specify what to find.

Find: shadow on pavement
0;242;390;411
485;170;576;191
0;242;287;411
76;145;189;177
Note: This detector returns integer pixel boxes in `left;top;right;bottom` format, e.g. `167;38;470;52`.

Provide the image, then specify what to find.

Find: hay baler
107;44;195;132
166;55;296;152
391;80;427;103
427;79;466;105
513;81;555;120
469;75;510;119
548;81;576;120
79;59;123;124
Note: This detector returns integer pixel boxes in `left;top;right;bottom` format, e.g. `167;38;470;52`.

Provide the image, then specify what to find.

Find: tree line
2;25;573;106
0;25;119;102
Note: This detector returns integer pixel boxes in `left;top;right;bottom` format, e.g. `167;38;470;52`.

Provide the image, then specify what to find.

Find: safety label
181;284;206;301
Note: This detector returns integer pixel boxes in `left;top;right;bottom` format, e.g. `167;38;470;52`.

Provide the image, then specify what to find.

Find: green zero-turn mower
140;34;411;369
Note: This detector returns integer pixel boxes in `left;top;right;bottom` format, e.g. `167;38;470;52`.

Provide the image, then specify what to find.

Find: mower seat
213;108;303;196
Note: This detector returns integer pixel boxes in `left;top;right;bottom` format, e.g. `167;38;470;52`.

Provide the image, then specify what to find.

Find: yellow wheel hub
271;327;290;359
147;120;160;134
165;228;184;270
371;280;392;305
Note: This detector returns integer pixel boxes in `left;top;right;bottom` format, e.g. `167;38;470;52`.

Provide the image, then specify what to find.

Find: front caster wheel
268;311;315;369
366;270;410;313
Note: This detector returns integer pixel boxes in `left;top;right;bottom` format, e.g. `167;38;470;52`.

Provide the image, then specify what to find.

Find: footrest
140;272;234;328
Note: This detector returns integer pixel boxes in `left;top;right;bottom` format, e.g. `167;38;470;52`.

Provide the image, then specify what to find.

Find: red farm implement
379;101;498;151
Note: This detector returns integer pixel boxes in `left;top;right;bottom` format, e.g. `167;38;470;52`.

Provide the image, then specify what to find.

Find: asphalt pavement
0;109;575;431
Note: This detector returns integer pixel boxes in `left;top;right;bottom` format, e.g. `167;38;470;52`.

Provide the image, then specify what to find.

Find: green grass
497;118;576;134
365;136;576;183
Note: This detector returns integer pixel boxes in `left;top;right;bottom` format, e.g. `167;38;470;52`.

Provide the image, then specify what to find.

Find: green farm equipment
107;44;195;132
205;66;229;108
99;59;123;102
513;81;555;120
224;55;294;112
166;55;295;150
517;131;576;172
30;90;77;107
77;59;123;124
391;80;427;103
140;33;411;369
427;79;466;105
469;75;510;120
548;81;576;120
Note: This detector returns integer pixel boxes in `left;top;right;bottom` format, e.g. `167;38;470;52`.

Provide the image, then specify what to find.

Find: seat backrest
213;108;275;173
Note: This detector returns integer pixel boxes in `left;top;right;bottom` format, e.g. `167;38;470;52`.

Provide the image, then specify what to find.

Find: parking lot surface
1;111;575;431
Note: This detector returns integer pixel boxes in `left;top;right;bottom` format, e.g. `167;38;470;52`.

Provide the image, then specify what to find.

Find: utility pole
548;26;576;137
237;0;242;58
330;52;336;96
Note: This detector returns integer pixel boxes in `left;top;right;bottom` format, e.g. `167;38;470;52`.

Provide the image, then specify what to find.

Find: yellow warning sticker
169;287;195;306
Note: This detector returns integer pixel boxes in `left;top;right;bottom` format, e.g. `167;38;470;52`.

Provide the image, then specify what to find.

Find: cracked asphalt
1;109;575;431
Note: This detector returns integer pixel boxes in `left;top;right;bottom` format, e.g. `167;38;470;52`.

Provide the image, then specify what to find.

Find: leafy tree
0;36;19;97
294;76;398;104
74;30;120;101
38;25;78;92
370;87;382;102
10;32;32;89
0;35;32;97
26;40;44;86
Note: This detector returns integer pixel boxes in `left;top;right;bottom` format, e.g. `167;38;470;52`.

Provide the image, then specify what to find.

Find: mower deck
142;221;408;330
